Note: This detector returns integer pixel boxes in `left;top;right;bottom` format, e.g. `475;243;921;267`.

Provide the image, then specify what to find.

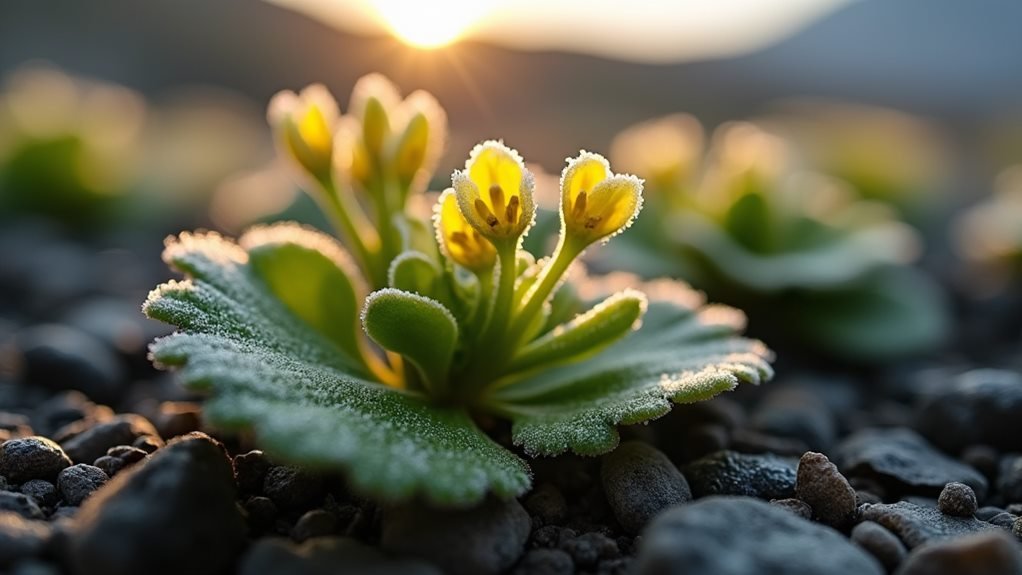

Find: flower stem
502;236;582;351
318;178;385;288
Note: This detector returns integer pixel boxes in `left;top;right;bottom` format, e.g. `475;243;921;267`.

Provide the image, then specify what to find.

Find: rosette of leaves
144;75;772;506
607;118;949;362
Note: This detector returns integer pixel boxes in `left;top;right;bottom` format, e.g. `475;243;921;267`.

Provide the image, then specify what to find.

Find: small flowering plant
144;75;772;505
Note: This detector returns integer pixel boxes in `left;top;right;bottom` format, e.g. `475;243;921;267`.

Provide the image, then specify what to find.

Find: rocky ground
2;222;1022;575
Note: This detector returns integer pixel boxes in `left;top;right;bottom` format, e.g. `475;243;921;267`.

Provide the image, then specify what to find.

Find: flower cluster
269;76;644;402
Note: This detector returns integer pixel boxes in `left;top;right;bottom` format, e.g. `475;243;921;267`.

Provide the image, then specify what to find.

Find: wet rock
796;451;856;527
938;482;978;517
18;481;57;508
836;428;988;499
0;511;51;565
915;369;1022;453
999;454;1022;503
239;536;442;575
896;531;1022;575
0;437;72;483
851;521;906;572
751;386;836;452
57;464;108;506
512;548;573;575
0;492;43;520
636;497;883;575
382;498;530;575
770;498;812;520
68;432;245;575
685;450;797;500
263;466;325;512
291;509;337;543
860;501;999;548
524;483;568;526
14;324;126;403
601;442;691;534
234;450;270;496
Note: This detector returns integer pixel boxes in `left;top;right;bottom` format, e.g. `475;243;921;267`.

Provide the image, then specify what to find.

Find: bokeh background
3;0;1022;382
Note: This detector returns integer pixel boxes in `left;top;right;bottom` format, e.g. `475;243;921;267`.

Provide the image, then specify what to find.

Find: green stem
460;243;516;395
502;236;583;351
318;178;385;288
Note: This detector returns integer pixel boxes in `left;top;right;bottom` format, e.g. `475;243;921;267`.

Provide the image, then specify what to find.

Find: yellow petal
560;151;609;219
452;141;535;242
560;152;644;245
434;188;497;271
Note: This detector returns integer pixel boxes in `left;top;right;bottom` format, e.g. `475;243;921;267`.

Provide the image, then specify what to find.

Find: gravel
600;441;691;534
0;437;72;483
915;369;1022;454
685;450;797;500
57;464;109;506
636;496;884;575
381;498;531;575
937;482;978;517
795;451;856;527
59;414;162;465
859;501;1000;548
850;520;906;572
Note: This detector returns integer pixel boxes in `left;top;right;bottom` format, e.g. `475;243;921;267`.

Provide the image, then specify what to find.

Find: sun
371;0;494;49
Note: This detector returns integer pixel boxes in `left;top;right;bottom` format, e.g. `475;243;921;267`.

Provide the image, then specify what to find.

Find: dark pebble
896;531;1022;575
988;512;1018;529
1014;516;1022;539
601;441;691;535
14;324;126;403
770;498;812;520
860;501;999;548
561;531;619;569
530;525;573;549
18;480;57;508
244;496;278;532
0;491;44;520
91;456;124;478
68;432;246;575
850;521;906;572
131;436;161;453
60;414;162;464
0;511;51;565
795;451;856;527
750;386;836;452
263;466;325;512
234;450;270;496
636;496;883;575
512;548;574;575
238;536;442;575
292;509;337;543
107;445;147;464
915;369;1022;453
153;402;201;440
1008;503;1022;515
856;490;883;506
938;482;978;517
685;450;797;500
836;428;988;499
0;437;72;483
381;498;530;575
998;454;1022;503
523;483;567;526
976;506;1005;521
29;392;109;438
56;464;108;506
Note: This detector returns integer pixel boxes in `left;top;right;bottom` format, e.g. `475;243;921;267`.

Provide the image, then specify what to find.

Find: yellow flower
560;152;644;245
435;188;497;272
267;84;338;184
336;74;447;192
451;141;536;244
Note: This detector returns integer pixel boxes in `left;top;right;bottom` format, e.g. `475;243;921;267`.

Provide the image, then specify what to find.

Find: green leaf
487;275;773;456
362;288;458;396
790;266;950;362
243;223;367;373
388;251;441;296
144;228;530;506
508;290;646;375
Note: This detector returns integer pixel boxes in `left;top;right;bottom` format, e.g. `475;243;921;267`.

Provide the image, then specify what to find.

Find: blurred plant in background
605;116;950;363
955;165;1022;290
0;66;145;227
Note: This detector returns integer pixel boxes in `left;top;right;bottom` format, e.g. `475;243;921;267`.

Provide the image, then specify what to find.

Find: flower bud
267;84;338;184
560;152;643;246
451;140;535;244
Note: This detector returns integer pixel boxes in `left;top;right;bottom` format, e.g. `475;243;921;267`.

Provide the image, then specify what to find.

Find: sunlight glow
370;0;494;49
